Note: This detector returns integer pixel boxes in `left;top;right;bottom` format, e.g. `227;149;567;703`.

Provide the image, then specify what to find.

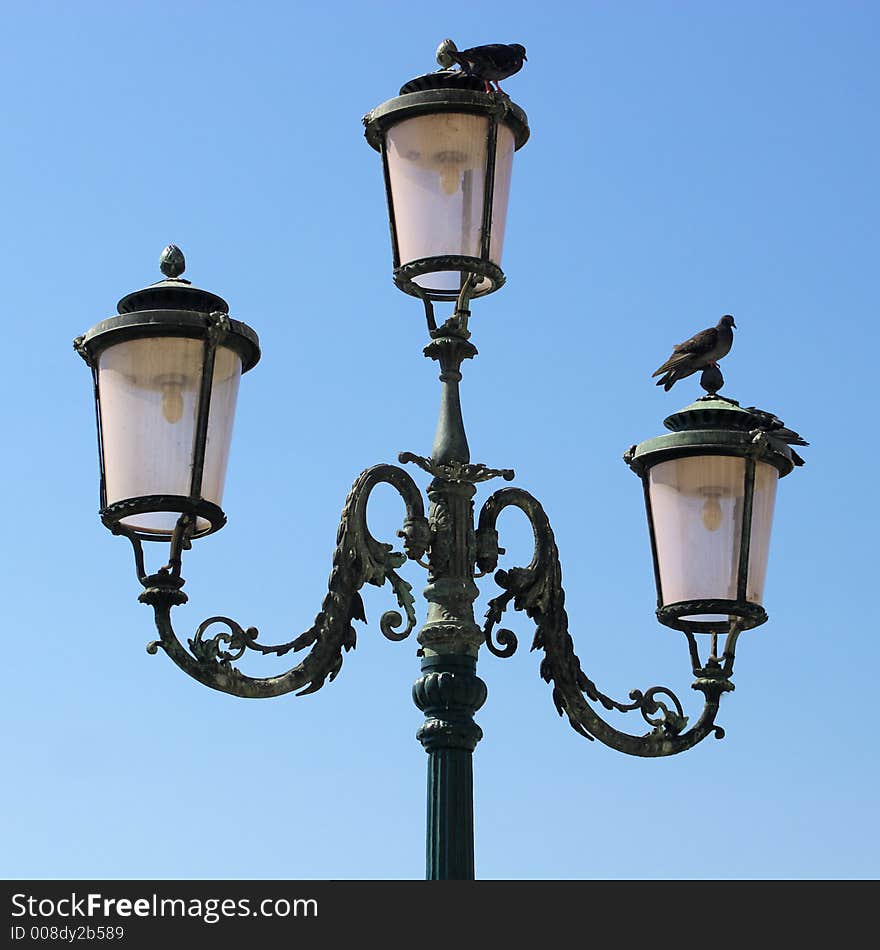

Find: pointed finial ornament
699;364;725;395
159;244;186;279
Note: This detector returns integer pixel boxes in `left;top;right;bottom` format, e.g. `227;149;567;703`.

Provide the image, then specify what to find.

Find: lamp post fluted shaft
412;322;486;878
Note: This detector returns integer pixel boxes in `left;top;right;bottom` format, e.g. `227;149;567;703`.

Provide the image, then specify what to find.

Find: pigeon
742;406;809;465
436;39;527;93
652;315;736;392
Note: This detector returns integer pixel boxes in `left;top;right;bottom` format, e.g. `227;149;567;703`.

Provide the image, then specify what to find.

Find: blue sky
1;0;877;880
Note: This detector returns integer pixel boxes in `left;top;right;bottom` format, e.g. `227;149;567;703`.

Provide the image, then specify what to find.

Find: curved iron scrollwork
475;487;734;756
137;464;429;699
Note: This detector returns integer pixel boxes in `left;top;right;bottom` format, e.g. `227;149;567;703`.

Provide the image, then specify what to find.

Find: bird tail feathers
652;353;691;376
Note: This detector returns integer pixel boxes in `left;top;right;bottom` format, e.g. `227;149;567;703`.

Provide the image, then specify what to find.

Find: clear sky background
1;0;877;881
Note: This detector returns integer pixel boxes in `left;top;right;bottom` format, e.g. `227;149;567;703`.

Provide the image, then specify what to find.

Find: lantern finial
699;364;725;395
160;244;186;279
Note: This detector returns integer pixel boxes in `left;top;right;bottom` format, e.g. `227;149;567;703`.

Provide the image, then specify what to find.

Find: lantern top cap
115;245;230;315
662;396;809;465
662;394;759;433
400;69;488;95
363;73;530;152
625;393;807;479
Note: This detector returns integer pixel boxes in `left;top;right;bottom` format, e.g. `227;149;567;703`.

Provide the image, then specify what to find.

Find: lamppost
74;61;804;881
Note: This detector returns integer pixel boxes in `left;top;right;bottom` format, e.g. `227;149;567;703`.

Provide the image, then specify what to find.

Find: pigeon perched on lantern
652;315;736;392
742;406;809;466
436;39;527;93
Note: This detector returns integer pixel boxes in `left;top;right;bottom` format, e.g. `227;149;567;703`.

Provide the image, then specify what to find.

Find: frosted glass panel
650;456;746;617
386;114;515;295
746;462;778;603
488;123;515;266
98;337;241;536
649;456;779;622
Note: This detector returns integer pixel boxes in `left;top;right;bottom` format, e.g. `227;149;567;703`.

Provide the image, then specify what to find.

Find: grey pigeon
653;315;736;392
743;406;809;465
436;39;527;93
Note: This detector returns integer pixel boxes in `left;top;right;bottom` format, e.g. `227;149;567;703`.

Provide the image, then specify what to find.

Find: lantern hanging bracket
685;621;742;687
475;485;734;756
164;512;196;577
420;273;479;340
133;463;431;698
107;518;191;605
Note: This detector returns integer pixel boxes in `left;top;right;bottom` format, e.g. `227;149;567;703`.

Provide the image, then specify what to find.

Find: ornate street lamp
625;394;801;683
74;58;805;881
74;246;260;554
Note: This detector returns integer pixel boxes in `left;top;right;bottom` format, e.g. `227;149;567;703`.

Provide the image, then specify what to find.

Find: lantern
75;247;260;542
626;396;797;634
363;71;529;301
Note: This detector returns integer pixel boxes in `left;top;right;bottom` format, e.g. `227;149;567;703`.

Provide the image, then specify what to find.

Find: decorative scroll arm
138;463;429;699
475;487;734;757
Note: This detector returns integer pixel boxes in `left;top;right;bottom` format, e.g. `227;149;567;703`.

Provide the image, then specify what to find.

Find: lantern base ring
656;599;768;634
394;256;505;301
101;495;227;541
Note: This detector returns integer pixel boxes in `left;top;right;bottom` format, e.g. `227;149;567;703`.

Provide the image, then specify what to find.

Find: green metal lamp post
75;66;804;881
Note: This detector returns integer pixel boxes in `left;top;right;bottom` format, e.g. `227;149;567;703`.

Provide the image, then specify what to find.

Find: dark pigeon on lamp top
742;406;809;466
652;315;736;392
436;39;527;93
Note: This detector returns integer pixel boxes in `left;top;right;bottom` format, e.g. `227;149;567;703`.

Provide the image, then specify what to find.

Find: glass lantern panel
746;461;779;603
97;337;241;536
386;112;513;295
649;456;780;620
649;456;747;620
488;122;515;270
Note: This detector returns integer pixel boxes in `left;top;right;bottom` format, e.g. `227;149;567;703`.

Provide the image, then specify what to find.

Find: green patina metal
627;395;796;477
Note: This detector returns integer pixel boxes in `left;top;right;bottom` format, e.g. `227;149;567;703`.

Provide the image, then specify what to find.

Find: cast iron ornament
121;312;743;755
159;244;186;279
139;464;430;697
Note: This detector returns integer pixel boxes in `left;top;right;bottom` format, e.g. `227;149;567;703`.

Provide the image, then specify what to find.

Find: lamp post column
412;328;487;880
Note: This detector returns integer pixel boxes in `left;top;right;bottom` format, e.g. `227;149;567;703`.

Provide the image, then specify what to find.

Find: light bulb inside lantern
439;164;462;195
701;492;724;532
433;148;468;196
160;378;185;424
